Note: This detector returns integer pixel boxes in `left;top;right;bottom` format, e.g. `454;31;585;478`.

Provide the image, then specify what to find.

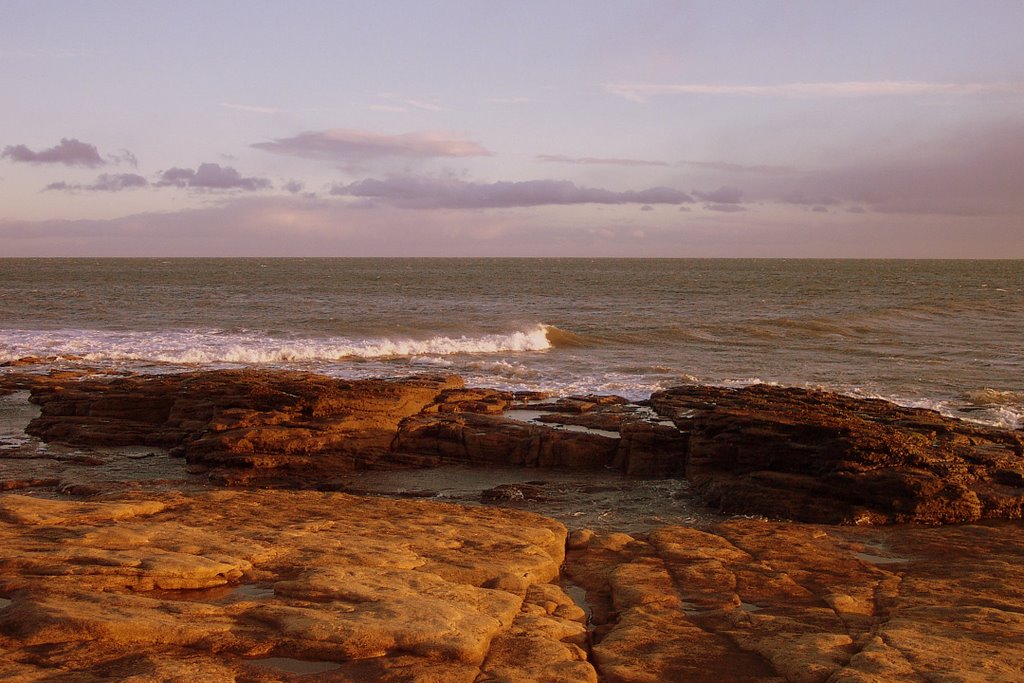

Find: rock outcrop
652;385;1024;524
2;487;1022;682
564;519;1024;682
4;370;1024;680
0;489;591;682
9;370;1024;525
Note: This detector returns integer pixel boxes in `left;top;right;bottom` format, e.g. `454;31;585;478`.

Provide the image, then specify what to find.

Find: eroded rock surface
14;371;1024;525
652;385;1024;524
5;369;1024;528
565;520;1024;683
3;370;1024;681
0;489;587;681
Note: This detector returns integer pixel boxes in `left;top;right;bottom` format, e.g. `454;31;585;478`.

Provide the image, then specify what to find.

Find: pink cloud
605;80;1024;103
537;154;669;167
2;195;1020;258
764;120;1024;216
252;129;491;162
330;176;693;209
682;160;796;175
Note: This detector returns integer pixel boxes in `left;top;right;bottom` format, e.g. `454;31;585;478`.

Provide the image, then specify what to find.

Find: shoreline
2;368;1024;681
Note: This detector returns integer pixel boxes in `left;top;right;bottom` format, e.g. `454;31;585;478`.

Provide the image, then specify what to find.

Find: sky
2;0;1023;257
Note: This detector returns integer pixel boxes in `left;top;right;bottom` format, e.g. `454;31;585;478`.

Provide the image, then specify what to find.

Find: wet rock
0;355;84;368
429;387;514;414
481;483;547;503
394;412;621;470
16;370;1024;524
652;384;1024;524
613;420;689;476
25;370;463;478
0;478;60;492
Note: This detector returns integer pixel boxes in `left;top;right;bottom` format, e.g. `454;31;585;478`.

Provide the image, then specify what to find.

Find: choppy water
1;258;1021;428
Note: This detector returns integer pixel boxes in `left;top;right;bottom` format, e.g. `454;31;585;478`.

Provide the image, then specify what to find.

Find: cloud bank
3;195;1019;258
682;160;796;175
605;80;1024;103
2;138;106;167
253;129;491;162
537;154;669;167
330;176;693;209
761;119;1024;216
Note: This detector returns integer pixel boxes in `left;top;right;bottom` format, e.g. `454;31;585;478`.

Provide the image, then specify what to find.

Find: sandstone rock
564;519;1024;682
5;371;1024;680
652;384;1024;524
20;371;633;487
24;370;464;481
479;582;596;683
0;489;572;680
394;412;621;470
15;371;1024;525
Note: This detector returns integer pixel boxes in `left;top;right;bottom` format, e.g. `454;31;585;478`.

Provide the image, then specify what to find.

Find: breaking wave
0;324;565;365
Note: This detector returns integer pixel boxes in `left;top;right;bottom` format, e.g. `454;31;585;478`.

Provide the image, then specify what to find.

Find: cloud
704;203;746;213
2;138;105;167
6;194;1019;258
780;191;839;206
282;180;305;194
252;129;491;162
372;93;450;112
764;119;1024;216
155;168;195;188
44;173;148;192
110;149;139;168
155;163;271;191
330;176;694;209
537;154;670;167
90;173;148;191
605;80;1024;103
682;160;796;175
693;186;743;204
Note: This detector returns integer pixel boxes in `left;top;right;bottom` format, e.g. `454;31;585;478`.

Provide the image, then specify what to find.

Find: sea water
1;258;1021;428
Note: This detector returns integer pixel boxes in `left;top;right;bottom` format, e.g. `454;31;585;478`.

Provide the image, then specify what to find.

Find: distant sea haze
1;258;1021;429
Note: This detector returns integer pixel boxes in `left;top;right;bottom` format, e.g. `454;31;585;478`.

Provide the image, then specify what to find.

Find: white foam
0;325;553;365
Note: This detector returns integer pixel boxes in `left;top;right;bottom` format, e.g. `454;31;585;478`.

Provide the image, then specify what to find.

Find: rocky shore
1;368;1023;681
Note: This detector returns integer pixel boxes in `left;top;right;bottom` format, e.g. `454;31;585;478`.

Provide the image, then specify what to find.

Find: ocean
1;258;1021;429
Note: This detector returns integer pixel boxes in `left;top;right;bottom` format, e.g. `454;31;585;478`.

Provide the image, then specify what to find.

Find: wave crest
0;324;557;365
541;324;590;348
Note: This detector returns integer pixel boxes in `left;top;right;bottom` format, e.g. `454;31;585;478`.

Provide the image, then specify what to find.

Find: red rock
652;384;1024;524
15;370;1024;525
